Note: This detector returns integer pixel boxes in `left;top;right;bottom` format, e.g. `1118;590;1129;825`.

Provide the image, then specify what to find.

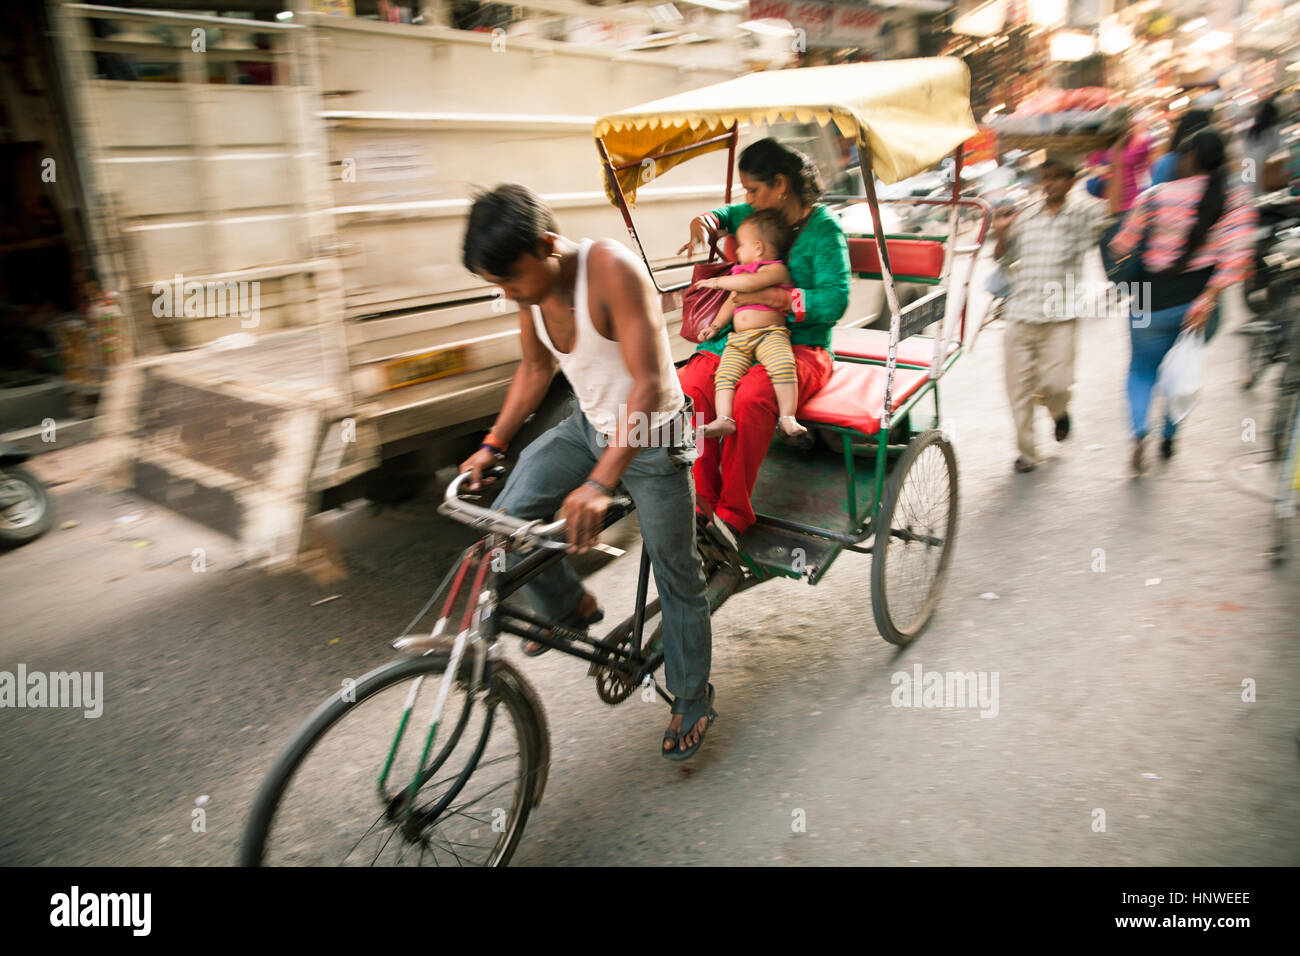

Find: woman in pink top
1107;129;1256;474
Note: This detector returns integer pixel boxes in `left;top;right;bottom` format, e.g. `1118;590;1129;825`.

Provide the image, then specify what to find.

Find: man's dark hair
1039;156;1076;177
741;208;795;260
1247;96;1280;143
462;183;558;277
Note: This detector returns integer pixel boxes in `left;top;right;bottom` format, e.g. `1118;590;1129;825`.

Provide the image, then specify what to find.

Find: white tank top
531;239;683;438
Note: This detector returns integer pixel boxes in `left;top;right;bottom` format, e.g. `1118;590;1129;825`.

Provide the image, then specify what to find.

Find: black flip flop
521;605;604;657
1054;413;1071;442
662;683;716;761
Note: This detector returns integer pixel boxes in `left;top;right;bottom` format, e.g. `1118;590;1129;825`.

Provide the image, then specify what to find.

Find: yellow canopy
595;58;978;205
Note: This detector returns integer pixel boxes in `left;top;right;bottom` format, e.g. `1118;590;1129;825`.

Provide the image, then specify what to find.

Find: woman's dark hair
462;183;558;277
1247;96;1279;143
738;138;824;206
740;208;795;260
1169;109;1212;152
1168;129;1226;274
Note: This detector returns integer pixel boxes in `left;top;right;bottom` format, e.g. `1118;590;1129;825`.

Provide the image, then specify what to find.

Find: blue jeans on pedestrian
1126;301;1219;440
492;408;712;707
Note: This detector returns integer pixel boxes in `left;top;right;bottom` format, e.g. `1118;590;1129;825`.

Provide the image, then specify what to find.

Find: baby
695;209;809;443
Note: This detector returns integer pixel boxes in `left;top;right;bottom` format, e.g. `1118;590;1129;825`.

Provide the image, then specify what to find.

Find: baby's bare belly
731;308;787;334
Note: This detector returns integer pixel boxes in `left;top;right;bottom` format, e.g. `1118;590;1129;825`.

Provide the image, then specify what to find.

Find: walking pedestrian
1242;95;1288;196
1107;129;1257;475
993;154;1109;472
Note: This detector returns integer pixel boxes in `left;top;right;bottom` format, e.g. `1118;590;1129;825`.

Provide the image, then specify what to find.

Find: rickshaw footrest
738;521;842;580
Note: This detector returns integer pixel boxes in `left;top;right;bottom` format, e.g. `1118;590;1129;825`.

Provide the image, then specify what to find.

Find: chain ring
591;628;637;704
590;619;663;706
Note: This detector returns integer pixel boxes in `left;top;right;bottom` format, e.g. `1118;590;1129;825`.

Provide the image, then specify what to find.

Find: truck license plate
384;346;468;390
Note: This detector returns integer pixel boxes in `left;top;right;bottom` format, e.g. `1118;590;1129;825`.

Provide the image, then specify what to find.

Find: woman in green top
677;138;851;548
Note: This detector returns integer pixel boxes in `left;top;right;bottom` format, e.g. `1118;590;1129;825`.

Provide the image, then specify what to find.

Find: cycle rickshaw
240;58;992;867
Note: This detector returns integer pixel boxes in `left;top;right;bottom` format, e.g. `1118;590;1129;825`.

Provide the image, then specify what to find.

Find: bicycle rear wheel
240;653;545;867
871;429;959;646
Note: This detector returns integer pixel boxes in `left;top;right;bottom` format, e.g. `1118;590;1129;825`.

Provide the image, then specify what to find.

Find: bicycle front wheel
240;653;546;867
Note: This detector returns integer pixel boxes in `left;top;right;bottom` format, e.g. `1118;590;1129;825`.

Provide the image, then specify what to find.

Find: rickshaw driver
457;184;717;760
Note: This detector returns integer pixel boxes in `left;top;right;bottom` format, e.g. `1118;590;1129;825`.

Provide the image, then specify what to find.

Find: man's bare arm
487;308;556;445
587;243;667;489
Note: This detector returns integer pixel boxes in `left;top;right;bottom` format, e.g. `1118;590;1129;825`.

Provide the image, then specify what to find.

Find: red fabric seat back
848;237;945;281
831;327;959;367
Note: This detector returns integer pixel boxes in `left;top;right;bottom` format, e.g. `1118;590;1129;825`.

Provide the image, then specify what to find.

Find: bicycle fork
379;542;495;817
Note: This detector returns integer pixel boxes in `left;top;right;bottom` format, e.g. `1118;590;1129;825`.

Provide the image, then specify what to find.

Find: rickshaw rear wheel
871;429;958;646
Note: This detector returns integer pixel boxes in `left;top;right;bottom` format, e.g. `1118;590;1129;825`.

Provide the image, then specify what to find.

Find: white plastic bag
1155;330;1206;424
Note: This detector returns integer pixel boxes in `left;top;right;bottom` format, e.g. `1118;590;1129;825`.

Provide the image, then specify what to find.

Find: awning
595;57;978;204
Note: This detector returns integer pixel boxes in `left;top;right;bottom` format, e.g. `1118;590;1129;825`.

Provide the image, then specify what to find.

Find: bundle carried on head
992;87;1131;152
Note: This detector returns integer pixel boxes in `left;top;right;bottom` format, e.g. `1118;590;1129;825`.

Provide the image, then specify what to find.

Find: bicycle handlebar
440;468;567;541
439;467;633;546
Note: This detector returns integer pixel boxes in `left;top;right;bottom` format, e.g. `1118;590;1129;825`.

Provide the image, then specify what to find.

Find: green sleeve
792;220;850;332
707;203;754;235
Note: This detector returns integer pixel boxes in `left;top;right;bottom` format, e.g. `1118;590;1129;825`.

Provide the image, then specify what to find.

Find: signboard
312;0;356;16
748;1;913;51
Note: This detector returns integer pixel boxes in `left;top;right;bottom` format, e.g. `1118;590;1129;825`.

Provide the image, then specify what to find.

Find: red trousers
678;346;833;533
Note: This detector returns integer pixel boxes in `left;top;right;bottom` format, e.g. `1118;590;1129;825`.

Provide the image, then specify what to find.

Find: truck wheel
0;465;53;546
363;451;432;508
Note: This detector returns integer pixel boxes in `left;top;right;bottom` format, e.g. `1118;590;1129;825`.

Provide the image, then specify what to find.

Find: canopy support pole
933;145;964;379
724;122;738;204
595;136;662;292
859;136;903;434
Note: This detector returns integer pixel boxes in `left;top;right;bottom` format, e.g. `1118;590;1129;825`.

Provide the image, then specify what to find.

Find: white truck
50;1;886;567
49;3;751;563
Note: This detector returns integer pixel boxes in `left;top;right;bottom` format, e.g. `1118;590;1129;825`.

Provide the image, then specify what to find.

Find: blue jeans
1126;302;1219;440
492;409;712;706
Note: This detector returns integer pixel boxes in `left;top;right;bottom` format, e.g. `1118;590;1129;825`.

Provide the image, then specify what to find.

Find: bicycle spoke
344;808;397;864
247;658;538;867
368;818;403;867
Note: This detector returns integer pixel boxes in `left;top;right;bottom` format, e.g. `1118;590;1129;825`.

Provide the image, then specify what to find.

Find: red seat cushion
796;362;929;435
831;327;958;366
848;237;945;280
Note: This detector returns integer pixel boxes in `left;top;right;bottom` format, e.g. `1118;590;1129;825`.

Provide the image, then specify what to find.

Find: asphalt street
2;253;1298;866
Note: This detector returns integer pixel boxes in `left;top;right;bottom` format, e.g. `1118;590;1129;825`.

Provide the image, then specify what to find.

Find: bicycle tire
240;653;545;867
871;430;959;647
1240;322;1281;391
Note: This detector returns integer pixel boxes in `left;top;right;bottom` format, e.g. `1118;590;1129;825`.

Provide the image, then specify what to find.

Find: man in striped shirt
993;155;1110;472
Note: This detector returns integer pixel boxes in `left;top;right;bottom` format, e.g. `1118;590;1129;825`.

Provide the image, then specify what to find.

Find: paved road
2;257;1297;866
